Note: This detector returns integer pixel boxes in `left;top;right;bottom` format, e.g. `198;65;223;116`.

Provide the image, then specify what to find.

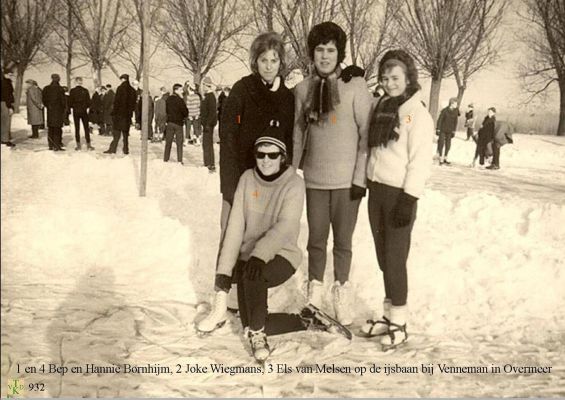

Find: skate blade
381;339;408;352
195;320;227;337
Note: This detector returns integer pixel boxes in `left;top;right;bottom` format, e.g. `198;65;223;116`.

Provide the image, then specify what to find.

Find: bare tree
70;0;129;86
340;0;401;84
451;0;507;106
520;0;565;136
274;0;342;74
116;0;164;81
1;0;56;111
395;0;485;120
43;0;90;88
156;0;249;85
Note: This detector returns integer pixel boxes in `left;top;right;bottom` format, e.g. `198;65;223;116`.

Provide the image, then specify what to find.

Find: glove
350;184;366;200
436;129;440;136
244;256;266;281
214;274;232;293
341;65;365;83
392;191;418;228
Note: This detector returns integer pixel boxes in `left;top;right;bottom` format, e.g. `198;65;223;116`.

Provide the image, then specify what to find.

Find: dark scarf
368;88;418;148
255;165;288;182
304;66;342;124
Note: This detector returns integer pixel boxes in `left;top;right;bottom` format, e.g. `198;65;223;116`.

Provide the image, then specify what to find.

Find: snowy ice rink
1;113;564;397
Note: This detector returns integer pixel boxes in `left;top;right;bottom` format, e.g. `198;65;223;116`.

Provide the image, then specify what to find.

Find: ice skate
360;298;392;337
380;305;408;351
75;143;82;151
227;284;238;313
196;291;228;335
300;304;352;340
248;329;271;363
332;281;353;326
306;279;323;309
87;144;95;151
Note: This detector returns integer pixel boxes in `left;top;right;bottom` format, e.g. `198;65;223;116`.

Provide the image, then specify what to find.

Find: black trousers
492;142;501;167
466;127;473;140
108;128;130;154
437;131;453;157
237;256;306;335
164;122;183;162
31;125;40;138
367;182;416;306
202;125;215;167
73;112;90;144
47;127;63;150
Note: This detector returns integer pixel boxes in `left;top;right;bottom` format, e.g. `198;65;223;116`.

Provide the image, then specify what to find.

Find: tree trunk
93;67;102;87
428;77;442;122
13;66;25;113
66;0;73;88
140;0;151;197
558;80;565;136
456;84;466;109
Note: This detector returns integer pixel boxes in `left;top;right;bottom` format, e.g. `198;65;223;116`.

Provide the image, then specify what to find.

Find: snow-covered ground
1;113;564;397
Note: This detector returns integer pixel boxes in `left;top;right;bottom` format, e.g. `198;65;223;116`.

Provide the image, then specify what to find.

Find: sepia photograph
1;0;564;397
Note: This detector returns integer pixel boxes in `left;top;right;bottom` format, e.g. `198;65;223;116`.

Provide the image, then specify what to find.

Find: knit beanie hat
254;120;287;154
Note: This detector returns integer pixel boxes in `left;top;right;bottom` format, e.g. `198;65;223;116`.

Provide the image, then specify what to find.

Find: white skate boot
227;284;238;313
360;298;392;337
306;279;323;308
196;291;227;335
248;328;271;363
380;305;408;351
332;281;353;326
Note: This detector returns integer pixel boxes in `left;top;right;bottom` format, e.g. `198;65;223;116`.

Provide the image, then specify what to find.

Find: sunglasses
255;151;281;160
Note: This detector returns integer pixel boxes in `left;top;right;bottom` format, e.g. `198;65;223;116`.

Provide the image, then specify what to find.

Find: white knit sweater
366;91;434;198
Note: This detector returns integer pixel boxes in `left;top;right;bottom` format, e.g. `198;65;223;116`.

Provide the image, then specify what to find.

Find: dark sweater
437;106;460;133
166;94;188;125
69;86;91;114
219;74;295;203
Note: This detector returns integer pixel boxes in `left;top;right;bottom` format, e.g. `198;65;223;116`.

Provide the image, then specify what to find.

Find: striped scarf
368;89;416;148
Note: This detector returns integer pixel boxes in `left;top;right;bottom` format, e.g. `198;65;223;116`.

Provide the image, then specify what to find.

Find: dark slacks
31;125;40;138
492;142;501;167
202;125;215;167
164;122;183;162
47;127;63;150
367;181;416;306
437;131;453;157
237;256;306;335
73;112;90;144
108;128;130;154
306;188;361;284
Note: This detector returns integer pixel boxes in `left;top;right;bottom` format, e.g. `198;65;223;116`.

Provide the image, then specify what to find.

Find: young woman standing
361;50;434;350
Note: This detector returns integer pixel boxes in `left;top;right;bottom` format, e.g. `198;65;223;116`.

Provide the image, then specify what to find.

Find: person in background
88;86;104;136
25;79;44;139
42;74;67;151
464;103;475;141
1;68;16;147
361;49;434;350
200;76;218;172
164;83;188;163
154;92;167;142
69;77;93;150
436;97;460;165
133;80;142;130
102;84;115;136
216;85;226;122
136;90;154;140
292;22;373;326
185;82;202;145
62;86;71;127
104;74;137;155
489;118;514;170
471;107;496;168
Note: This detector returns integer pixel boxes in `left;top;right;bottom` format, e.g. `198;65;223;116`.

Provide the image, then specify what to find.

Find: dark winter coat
166;94;188;125
135;95;155;125
154;97;166;123
217;91;227;120
26;85;44;126
89;92;104;125
102;89;115;124
494;120;514;146
112;80;137;131
437;106;460;134
478;116;496;142
1;77;15;109
69;86;91;115
219;73;295;203
200;92;217;127
42;81;67;128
